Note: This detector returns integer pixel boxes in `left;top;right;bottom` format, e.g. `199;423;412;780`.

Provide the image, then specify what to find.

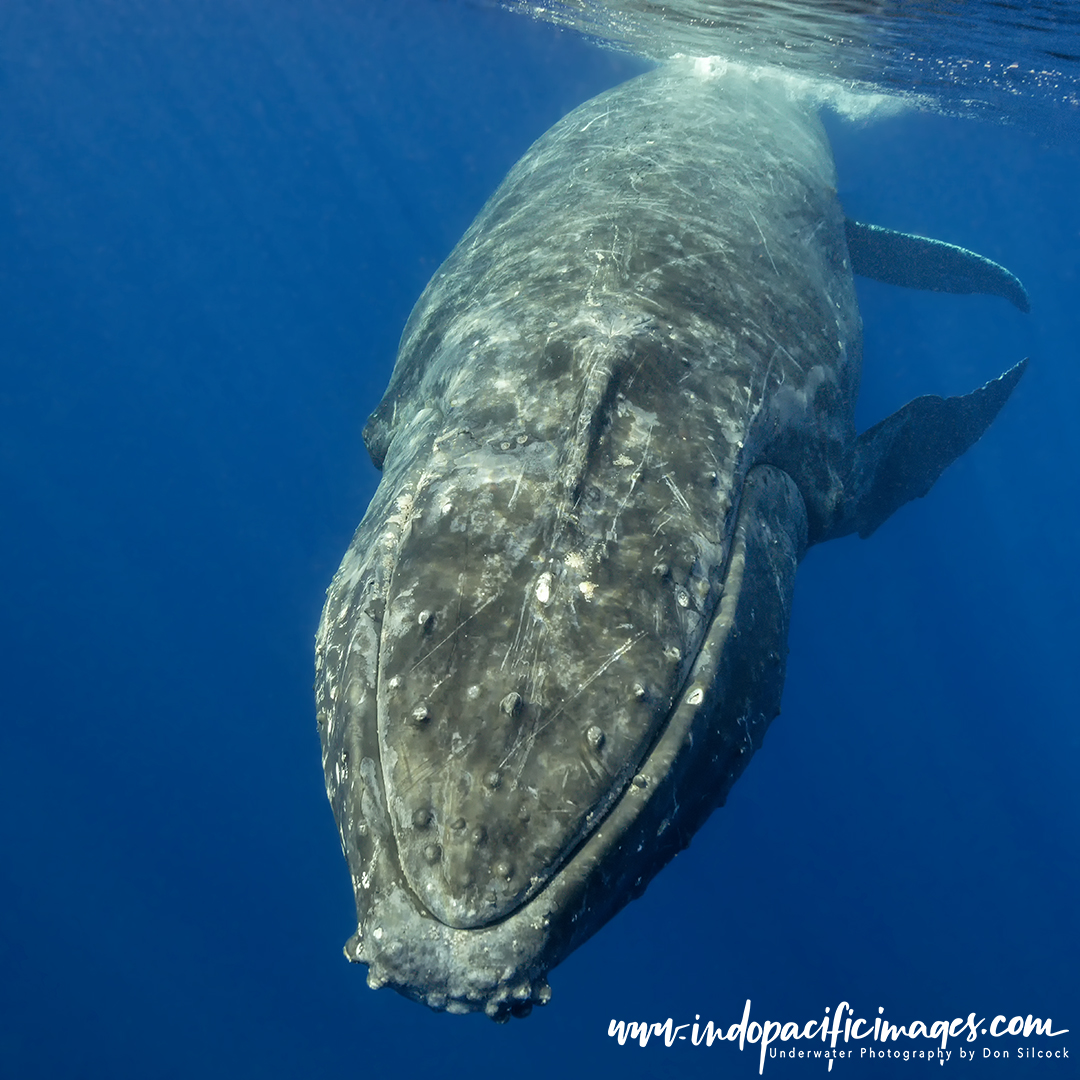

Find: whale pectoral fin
823;358;1027;541
845;218;1030;313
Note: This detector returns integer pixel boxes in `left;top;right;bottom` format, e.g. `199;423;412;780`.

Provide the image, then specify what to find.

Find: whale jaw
316;461;807;1018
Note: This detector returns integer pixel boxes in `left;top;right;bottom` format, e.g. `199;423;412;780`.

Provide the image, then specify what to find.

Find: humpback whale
314;62;1027;1019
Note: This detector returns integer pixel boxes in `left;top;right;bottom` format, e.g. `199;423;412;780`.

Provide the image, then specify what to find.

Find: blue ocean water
0;2;1076;1078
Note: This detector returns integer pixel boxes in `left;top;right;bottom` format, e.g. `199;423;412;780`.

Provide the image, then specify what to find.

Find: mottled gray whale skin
314;62;1026;1019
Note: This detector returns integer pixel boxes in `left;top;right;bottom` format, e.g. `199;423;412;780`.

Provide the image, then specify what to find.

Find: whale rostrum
314;63;1027;1019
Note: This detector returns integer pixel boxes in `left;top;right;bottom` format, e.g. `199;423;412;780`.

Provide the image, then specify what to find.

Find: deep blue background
1;2;1076;1077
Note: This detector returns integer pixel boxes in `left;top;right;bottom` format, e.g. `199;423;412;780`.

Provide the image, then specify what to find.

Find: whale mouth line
402;472;757;936
371;443;754;933
338;466;805;1014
